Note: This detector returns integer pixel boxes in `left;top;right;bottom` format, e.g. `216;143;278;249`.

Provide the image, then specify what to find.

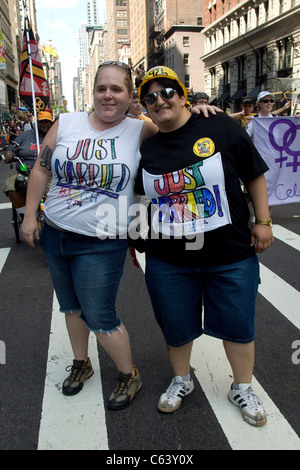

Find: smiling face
242;102;254;116
145;80;190;132
93;66;133;127
129;97;143;116
257;94;275;116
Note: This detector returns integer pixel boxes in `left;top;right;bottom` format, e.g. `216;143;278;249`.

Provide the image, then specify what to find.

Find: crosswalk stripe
272;224;300;251
191;335;300;450
0;248;11;274
0;203;11;210
259;264;300;330
37;294;109;450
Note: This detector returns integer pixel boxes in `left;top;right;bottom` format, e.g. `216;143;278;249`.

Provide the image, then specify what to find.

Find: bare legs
167;339;255;383
65;311;134;376
65;311;254;384
223;340;255;383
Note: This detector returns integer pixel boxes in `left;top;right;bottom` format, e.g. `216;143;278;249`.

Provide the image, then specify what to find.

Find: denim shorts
39;223;128;333
145;255;260;347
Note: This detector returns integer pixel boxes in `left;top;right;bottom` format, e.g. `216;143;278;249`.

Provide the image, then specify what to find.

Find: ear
179;94;187;108
128;91;134;104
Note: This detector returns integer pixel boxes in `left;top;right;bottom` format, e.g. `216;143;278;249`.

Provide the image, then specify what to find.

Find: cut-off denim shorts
39;223;128;333
145;254;260;347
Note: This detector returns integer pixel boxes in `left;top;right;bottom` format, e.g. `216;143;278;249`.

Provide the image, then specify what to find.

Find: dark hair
192;92;209;104
140;78;184;102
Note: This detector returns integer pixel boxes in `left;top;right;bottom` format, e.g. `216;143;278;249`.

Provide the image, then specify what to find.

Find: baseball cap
37;111;53;121
138;66;188;103
242;98;252;104
257;91;275;102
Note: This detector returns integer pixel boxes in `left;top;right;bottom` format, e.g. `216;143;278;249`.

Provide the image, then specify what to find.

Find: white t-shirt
45;112;144;237
247;112;275;138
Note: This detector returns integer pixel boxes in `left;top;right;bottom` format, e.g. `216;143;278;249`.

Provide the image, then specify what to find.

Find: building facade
147;0;206;95
106;0;131;60
0;0;22;122
202;0;300;111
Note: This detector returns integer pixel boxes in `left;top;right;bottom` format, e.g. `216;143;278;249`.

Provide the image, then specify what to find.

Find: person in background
22;114;34;131
126;90;152;121
3;111;54;217
8;119;19;141
230;98;256;129
246;91;293;137
135;66;273;427
191;92;209;107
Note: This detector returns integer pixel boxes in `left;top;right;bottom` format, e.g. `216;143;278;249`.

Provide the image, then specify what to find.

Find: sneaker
228;383;267;426
62;357;94;396
157;376;194;413
108;366;141;411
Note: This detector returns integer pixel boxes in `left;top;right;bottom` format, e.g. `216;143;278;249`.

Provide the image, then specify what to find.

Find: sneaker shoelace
65;362;84;381
114;373;132;396
165;377;188;399
237;387;263;411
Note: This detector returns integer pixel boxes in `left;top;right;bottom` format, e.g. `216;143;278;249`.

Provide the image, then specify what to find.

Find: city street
0;160;299;452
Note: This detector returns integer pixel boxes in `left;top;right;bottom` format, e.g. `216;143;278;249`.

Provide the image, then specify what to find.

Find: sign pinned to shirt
253;117;300;206
142;152;232;236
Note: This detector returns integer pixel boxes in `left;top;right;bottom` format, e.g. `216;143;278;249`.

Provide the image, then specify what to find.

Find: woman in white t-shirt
22;62;157;411
246;91;277;138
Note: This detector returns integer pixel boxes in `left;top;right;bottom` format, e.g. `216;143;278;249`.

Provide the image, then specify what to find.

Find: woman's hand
22;214;40;248
191;104;223;117
250;224;274;253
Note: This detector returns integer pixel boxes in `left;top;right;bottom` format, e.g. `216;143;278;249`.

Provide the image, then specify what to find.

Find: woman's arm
22;121;58;247
245;174;274;253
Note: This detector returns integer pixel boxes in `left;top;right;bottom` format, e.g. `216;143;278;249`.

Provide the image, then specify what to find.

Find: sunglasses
260;99;275;104
142;88;177;106
98;61;132;79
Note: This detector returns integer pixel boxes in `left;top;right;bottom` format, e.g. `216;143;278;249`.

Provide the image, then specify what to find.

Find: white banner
253;117;300;206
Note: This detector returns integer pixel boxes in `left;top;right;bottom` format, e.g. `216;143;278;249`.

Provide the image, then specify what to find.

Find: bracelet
255;217;272;226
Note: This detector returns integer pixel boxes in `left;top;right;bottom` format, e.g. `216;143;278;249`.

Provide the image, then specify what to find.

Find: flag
19;19;49;113
280;93;287;106
0;31;6;70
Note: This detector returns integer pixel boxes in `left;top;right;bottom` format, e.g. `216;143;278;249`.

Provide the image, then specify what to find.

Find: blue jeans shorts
145;254;260;347
39;223;128;333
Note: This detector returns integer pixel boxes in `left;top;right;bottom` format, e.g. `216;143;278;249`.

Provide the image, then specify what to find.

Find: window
183;36;189;46
210;67;216;89
222;62;230;85
116;0;127;6
278;38;293;73
256;48;268;76
185;75;190;89
183;53;189;66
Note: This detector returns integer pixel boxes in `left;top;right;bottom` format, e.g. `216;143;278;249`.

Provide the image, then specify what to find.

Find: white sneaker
157;376;194;413
228;383;267;426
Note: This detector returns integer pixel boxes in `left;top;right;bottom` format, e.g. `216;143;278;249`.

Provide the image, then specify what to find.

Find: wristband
255;218;272;226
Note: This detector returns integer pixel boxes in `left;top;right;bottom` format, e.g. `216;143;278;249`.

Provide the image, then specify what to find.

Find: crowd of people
0;115;36;148
2;110;54;218
9;61;295;429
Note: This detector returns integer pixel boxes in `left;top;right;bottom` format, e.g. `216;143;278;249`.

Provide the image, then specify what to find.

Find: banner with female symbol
253;117;300;206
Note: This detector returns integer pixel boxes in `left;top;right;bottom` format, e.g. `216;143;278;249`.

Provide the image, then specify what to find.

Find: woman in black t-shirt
135;66;274;426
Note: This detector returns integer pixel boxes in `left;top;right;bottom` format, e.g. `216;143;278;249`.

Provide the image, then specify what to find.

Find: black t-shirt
134;113;269;267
